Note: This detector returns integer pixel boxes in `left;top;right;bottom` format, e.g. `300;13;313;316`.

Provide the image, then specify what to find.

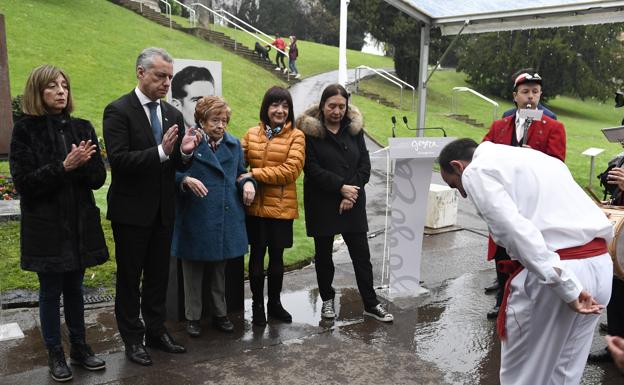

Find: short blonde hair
21;64;74;116
194;96;232;127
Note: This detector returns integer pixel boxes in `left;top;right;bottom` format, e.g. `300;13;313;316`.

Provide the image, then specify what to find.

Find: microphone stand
402;116;447;137
391;116;396;138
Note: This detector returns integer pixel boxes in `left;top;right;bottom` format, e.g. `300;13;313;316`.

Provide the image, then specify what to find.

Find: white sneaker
364;304;393;322
321;299;335;319
275;67;281;71
295;74;301;79
283;68;289;74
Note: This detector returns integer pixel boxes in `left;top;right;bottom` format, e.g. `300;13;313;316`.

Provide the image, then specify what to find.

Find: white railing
159;0;172;28
354;65;404;110
452;86;499;121
217;9;273;43
377;68;415;111
189;3;287;58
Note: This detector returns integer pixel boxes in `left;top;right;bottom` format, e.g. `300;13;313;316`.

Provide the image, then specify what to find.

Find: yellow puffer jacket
241;121;305;219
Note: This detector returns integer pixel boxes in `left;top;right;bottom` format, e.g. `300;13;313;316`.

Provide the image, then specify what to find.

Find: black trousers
494;246;511;307
112;221;172;345
314;232;379;309
276;51;286;69
608;276;624;337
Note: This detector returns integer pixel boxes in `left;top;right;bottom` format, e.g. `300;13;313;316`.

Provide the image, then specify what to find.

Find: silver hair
135;47;173;70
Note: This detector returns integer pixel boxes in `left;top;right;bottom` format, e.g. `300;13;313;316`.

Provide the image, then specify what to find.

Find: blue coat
172;132;254;261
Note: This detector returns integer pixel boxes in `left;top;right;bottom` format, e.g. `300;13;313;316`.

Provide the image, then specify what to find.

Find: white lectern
383;137;455;299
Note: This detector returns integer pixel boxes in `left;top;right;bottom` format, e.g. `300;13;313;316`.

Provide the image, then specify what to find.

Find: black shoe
486;305;500;319
70;342;106;370
588;348;613;363
252;302;267;326
145;332;186;354
484;279;499;294
125;343;152;366
48;345;72;382
599;322;608;333
213;316;234;333
363;304;394;322
267;301;292;323
186;320;201;337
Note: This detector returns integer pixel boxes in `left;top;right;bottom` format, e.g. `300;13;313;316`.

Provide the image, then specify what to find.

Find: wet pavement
1;71;623;384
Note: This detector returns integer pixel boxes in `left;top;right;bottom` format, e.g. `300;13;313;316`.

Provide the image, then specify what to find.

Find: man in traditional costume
439;138;613;385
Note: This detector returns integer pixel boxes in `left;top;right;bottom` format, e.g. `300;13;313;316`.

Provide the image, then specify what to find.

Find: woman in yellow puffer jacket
240;86;305;326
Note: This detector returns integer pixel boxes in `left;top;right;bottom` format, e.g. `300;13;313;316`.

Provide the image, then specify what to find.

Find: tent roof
384;0;624;35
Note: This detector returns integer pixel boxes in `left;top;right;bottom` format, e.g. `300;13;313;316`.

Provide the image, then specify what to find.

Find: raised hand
183;176;208;198
63;140;96;171
162;124;179;155
181;126;202;154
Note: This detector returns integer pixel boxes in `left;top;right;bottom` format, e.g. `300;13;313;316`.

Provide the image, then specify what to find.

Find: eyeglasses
514;73;542;88
206;118;228;127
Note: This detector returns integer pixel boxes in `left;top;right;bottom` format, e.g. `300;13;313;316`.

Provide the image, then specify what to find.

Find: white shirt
134;87;192;162
462;141;613;303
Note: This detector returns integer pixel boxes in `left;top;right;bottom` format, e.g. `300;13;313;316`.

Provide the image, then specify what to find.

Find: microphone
521;103;532;146
402;116;447;137
391;116;396;138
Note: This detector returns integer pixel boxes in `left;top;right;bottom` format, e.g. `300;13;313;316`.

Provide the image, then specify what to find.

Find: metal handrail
354;65;404;110
217;9;273;43
452;86;499;121
190;3;287;57
159;0;172;28
378;69;415;111
169;0;196;27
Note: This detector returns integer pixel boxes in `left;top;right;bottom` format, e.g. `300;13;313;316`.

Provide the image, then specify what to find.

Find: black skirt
246;216;294;249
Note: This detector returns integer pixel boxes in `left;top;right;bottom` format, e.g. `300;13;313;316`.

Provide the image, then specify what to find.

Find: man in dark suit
103;47;200;366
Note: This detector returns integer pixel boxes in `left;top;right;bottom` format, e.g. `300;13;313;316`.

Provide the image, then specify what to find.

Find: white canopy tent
382;0;624;133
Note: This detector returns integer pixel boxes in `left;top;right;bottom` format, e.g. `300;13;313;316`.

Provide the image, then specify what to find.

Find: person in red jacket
271;33;287;71
482;68;567;319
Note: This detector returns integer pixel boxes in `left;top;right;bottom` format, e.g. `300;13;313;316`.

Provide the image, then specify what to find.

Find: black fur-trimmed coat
9;114;109;273
296;105;370;237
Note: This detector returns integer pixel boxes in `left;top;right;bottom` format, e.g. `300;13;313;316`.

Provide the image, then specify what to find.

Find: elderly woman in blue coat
171;96;256;337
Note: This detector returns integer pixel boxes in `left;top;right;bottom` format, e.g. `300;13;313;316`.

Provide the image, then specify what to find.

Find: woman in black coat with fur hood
296;84;393;323
10;65;108;382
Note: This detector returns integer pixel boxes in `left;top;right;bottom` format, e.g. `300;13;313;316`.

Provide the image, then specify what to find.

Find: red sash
496;238;608;340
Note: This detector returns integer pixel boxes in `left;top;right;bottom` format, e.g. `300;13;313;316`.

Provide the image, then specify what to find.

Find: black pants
314;232;379;309
276;52;286;69
494;246;511;307
112;221;172;345
608;276;624;337
38;270;85;348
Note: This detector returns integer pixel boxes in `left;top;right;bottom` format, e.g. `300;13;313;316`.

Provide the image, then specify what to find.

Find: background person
287;35;300;78
297;84;393;323
171;66;215;130
271;33;286;71
240;86;305;326
482;69;566;320
103;47;201;366
10;64;108;382
171;96;256;337
439;138;612;385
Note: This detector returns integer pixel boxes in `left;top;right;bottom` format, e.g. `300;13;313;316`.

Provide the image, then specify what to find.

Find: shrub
0;175;19;200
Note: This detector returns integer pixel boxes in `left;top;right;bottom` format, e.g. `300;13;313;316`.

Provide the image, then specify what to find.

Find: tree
457;25;624;100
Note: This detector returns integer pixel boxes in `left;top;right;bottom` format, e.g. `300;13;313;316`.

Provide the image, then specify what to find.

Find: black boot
48;345;72;382
250;275;266;326
70;341;106;370
267;273;292;323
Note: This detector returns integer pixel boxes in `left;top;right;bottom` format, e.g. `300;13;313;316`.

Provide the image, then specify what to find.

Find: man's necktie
147;101;162;144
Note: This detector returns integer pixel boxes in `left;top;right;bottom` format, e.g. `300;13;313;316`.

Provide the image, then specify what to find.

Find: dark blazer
297;105;370;237
103;90;189;227
172;132;255;261
10;115;109;273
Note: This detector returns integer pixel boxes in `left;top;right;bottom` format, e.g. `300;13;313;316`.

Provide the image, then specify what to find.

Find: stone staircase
352;89;399;109
109;0;297;83
446;113;484;128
